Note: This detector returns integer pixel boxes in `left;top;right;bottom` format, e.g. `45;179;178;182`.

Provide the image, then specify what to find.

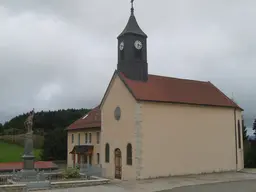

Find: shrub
63;168;80;179
244;142;256;168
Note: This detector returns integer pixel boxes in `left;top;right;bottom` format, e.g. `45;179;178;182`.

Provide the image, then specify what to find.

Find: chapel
67;1;244;180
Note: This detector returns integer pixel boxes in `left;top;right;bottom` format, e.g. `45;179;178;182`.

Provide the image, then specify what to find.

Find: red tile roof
70;71;241;131
0;161;57;171
119;72;241;110
67;106;101;130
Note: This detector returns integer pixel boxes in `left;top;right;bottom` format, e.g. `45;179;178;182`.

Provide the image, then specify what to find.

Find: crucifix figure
24;109;35;134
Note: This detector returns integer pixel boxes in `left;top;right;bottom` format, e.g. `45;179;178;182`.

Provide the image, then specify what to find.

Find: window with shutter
105;143;110;163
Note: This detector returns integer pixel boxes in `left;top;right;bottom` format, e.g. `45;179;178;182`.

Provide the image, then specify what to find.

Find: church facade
100;72;244;180
99;4;244;180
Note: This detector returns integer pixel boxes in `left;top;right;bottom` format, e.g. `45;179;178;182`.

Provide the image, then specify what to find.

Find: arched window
105;143;110;163
238;120;241;149
126;143;132;165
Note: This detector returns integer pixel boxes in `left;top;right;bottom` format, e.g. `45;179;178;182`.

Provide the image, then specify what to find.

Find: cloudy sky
0;0;255;128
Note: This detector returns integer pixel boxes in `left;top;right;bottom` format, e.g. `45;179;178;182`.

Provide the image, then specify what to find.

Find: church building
99;2;244;180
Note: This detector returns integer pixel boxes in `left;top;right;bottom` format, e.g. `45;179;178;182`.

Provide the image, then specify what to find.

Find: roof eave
207;81;243;110
137;99;243;111
67;126;101;131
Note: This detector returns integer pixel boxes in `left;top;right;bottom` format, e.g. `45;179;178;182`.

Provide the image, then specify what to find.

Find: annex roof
67;106;101;130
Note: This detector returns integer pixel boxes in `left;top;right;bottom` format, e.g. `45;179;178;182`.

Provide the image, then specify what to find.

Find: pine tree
244;118;256;168
253;119;256;135
41;127;67;161
242;118;248;141
0;123;3;134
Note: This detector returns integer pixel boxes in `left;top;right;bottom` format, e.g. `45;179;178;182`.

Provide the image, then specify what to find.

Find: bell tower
117;0;148;82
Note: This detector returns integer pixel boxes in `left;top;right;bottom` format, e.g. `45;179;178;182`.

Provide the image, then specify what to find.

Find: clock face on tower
134;40;142;50
119;42;124;51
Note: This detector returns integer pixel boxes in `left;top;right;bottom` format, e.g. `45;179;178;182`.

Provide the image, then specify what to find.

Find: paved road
159;180;256;192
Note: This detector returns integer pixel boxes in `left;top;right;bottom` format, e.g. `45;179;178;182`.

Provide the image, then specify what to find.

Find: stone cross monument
12;109;48;182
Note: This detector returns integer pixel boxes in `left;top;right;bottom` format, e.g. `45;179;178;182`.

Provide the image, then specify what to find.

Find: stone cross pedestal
22;131;35;170
19;131;37;178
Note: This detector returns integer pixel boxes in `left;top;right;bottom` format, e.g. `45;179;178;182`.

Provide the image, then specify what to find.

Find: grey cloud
0;0;256;126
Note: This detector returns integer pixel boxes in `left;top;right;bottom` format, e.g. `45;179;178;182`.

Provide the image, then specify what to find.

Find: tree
3;108;90;133
0;123;3;134
253;118;256;135
242;117;248;141
244;118;256;168
41;127;67;161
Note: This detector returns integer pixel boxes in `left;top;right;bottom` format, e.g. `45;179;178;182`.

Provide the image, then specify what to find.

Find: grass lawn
0;141;41;163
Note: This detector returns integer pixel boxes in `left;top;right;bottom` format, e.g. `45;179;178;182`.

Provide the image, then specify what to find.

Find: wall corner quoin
135;102;143;178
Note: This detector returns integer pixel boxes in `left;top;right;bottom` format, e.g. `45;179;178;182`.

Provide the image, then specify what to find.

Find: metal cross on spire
131;0;134;15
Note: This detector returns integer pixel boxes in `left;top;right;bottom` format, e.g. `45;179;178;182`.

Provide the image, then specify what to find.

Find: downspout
234;108;238;170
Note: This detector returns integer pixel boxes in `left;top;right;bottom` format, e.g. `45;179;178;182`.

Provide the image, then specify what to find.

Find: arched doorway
114;148;122;179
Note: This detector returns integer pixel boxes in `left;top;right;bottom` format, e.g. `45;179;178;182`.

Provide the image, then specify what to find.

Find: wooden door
84;154;87;164
114;148;122;179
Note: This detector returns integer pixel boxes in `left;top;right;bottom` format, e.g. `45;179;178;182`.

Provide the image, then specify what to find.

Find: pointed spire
117;0;147;38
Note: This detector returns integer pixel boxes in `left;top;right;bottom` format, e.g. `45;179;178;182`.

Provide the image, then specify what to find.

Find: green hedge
0;134;44;149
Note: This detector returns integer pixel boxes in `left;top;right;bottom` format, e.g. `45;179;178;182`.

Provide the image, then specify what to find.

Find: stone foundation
0;178;110;191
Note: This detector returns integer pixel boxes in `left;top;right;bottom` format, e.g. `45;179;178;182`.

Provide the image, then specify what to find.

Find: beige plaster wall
101;75;137;180
67;129;101;168
140;102;244;179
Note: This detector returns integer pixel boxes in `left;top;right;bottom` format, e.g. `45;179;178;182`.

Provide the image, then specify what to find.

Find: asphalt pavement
159;180;256;192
